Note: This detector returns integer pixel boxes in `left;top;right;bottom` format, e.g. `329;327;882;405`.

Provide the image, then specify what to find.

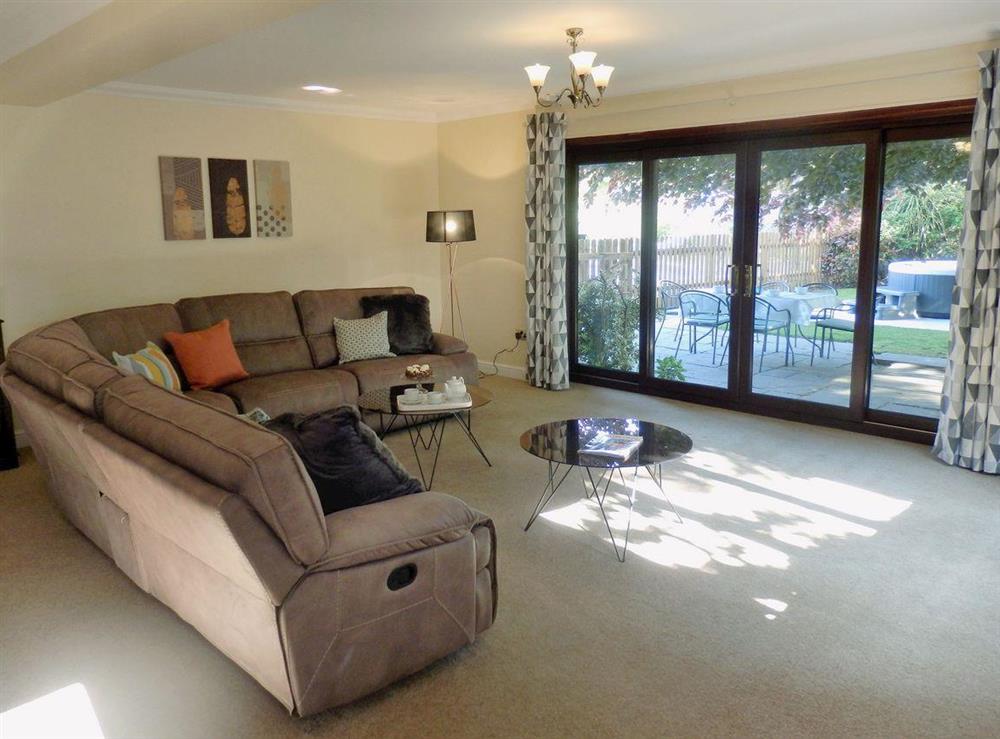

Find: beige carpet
2;377;998;738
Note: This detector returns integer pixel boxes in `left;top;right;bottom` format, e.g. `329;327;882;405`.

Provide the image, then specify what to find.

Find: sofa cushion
7;320;127;417
360;293;434;355
431;332;468;356
184;388;239;414
294;287;414;368
98;374;329;565
176;291;313;376
165;319;250;390
220;368;358;417
266;406;422;515
333;313;395;364
74;303;184;359
340;352;479;394
113;341;182;391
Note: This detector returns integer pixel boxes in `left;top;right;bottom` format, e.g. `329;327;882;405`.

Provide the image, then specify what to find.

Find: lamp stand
447;241;466;341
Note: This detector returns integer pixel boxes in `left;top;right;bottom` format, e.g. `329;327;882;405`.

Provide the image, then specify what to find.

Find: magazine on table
581;431;643;460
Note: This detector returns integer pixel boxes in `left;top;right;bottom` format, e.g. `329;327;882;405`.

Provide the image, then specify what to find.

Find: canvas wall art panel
158;156;205;240
208;158;251;238
253;160;292;237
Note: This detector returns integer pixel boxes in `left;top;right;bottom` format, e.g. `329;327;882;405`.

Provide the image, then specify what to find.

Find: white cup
426;391;445;404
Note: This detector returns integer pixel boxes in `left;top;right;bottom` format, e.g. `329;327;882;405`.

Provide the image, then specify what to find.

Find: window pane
575;161;642;372
869;137;969;418
654;154;737;388
751;144;866;408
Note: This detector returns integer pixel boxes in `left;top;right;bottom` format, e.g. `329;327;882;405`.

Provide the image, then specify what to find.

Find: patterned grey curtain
525;112;570;390
933;48;1000;475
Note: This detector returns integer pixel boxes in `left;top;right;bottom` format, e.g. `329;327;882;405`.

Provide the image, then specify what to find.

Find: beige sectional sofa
0;287;496;716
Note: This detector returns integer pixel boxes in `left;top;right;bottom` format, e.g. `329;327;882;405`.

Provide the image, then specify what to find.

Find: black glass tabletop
519;417;692;469
358;383;493;415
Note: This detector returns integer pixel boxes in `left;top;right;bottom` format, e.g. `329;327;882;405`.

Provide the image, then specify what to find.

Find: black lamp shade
426;210;476;243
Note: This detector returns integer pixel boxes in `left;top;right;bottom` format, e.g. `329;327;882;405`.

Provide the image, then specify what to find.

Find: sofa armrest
310;491;485;572
431;332;468;356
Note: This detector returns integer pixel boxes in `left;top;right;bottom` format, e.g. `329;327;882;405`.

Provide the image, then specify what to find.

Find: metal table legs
379;409;491;489
524;461;683;562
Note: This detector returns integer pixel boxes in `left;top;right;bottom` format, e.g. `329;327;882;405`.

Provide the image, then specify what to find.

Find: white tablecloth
761;292;842;326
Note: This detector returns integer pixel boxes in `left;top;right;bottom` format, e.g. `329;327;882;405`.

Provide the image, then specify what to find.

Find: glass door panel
750;143;866;408
575;161;643;373
868;135;970;419
653;153;737;389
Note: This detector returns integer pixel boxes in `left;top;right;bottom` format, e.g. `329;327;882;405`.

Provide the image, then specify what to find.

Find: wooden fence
577;233;824;290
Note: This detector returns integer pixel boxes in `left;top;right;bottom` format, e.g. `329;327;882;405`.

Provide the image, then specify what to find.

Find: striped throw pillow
113;342;182;391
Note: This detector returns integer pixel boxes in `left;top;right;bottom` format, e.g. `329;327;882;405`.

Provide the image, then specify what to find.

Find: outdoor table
764;291;842;325
762;291;846;358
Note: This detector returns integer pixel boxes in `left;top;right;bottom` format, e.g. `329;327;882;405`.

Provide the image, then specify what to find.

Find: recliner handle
386;563;418;591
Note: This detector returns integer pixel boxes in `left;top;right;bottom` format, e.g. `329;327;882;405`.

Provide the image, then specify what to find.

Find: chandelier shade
525;28;613;109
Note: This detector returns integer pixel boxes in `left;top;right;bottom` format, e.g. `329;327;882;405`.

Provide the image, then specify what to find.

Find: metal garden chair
673;290;730;366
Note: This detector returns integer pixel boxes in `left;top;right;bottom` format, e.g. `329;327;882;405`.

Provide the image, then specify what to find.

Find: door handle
725;264;737;297
743;265;755;298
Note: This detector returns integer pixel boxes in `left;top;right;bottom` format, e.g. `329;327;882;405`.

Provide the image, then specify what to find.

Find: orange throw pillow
164;319;249;390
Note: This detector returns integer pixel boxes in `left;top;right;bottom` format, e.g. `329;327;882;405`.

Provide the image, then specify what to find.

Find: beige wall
438;111;528;371
0;92;442;343
436;41;989;373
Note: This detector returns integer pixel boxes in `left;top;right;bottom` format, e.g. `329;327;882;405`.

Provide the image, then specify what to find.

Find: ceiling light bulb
591;64;614;88
524;64;550;88
568;51;597;76
301;84;341;94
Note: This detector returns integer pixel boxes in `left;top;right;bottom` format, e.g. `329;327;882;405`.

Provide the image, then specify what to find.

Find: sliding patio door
742;136;873;415
567;102;973;441
649;149;741;395
572;158;645;376
866;127;971;429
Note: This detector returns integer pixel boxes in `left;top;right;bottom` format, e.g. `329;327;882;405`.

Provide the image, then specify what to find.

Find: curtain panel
525;112;570;390
933;48;1000;474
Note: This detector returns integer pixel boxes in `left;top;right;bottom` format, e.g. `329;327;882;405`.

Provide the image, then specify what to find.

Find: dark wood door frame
566;100;975;446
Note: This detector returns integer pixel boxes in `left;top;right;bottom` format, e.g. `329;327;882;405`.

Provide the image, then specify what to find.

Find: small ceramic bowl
426;391;445;404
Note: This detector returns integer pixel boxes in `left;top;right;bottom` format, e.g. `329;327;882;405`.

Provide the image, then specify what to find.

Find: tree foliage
580;139;969;236
575;268;640;371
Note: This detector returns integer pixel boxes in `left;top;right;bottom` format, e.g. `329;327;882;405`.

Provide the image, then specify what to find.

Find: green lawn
824;287;950;359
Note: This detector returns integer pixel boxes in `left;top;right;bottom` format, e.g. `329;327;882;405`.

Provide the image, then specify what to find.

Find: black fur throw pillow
266;406;423;514
360;293;434;355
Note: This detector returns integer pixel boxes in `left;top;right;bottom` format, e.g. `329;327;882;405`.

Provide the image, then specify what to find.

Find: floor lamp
426;210;476;341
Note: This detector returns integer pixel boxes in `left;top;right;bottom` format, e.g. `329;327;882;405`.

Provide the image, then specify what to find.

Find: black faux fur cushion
266;406;423;514
360;293;434;355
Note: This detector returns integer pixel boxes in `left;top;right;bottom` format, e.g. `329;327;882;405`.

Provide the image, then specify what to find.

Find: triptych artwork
158;156;292;241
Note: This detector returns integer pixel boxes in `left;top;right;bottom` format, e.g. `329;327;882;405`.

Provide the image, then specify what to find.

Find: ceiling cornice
93;81;442;123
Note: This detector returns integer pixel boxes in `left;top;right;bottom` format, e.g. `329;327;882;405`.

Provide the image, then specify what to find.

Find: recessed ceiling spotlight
301;84;341;94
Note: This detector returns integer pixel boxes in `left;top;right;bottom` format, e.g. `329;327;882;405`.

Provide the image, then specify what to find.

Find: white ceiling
59;2;1000;120
0;0;110;65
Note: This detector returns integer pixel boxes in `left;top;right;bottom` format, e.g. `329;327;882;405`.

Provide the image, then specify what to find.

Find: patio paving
654;315;943;418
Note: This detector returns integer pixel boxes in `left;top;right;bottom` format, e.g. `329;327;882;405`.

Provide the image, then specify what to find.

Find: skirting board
478;361;526;381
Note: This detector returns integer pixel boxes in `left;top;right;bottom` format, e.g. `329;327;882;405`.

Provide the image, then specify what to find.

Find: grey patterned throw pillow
334;311;396;363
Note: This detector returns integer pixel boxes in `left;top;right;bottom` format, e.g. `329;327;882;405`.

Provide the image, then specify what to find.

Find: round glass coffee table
521;417;692;562
358;383;493;489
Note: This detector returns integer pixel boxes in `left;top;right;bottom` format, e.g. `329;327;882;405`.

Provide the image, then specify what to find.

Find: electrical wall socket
514;330;526;341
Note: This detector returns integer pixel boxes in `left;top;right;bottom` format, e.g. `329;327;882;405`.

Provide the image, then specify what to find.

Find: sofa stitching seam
432;544;475;642
103;387;304;556
300;595;436;705
309;523;472;571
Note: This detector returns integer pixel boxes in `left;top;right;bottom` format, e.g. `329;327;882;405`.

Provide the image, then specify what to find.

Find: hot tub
886;260;956;318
